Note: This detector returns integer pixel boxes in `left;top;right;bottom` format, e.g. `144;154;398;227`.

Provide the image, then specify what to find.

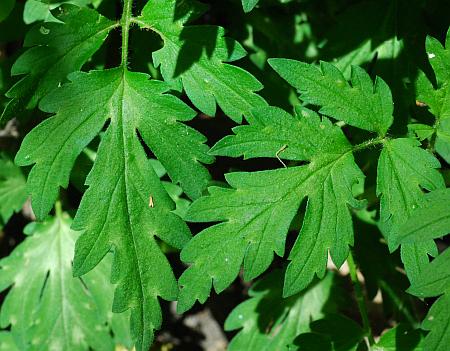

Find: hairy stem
120;0;133;67
347;251;375;347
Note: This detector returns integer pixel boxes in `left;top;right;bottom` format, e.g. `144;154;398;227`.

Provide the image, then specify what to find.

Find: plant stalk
120;0;133;67
347;251;375;347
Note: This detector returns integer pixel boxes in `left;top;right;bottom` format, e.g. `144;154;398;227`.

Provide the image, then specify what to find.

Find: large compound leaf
407;248;450;351
0;155;27;225
376;138;445;283
177;106;365;312
15;67;212;350
269;59;393;135
225;272;339;351
1;4;115;123
0;214;114;351
415;27;450;163
136;0;267;122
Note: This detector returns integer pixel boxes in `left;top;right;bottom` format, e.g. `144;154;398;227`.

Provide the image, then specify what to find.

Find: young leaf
269;59;393;135
136;0;267;122
0;155;27;225
407;248;450;351
225;272;339;351
178;106;365;312
1;4;116;124
415;27;450;163
394;188;450;245
376;138;444;283
15;67;212;350
0;214;114;350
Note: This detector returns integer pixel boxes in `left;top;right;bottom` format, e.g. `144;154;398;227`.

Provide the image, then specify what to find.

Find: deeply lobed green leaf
136;0;267;122
269;58;393;135
177;106;365;312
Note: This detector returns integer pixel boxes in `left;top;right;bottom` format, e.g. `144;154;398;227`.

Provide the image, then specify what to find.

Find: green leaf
0;155;27;225
178;106;365;312
292;314;364;351
1;4;115;124
242;0;259;12
408;248;450;351
15;67;212;350
414;28;450;163
0;0;15;22
0;214;114;350
0;332;19;351
136;0;267;122
394;189;450;245
23;0;92;24
376;138;444;282
373;325;424;351
269;59;393;135
225;272;339;351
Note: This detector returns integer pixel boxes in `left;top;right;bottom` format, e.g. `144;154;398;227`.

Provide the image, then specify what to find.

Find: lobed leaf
136;0;267;122
16;67;212;350
376;138;444;283
225;272;339;351
1;4;116;124
177;106;365;312
0;214;116;350
269;58;393;135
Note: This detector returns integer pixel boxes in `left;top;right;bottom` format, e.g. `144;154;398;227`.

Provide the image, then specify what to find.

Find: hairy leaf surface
178;106;365;312
136;0;267;122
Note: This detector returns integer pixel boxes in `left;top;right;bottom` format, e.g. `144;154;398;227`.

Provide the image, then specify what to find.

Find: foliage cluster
0;0;449;350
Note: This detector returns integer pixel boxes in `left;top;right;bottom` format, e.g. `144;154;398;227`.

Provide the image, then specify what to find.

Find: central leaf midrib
117;71;147;344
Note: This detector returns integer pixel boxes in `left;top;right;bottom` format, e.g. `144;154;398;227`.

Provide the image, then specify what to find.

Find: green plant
0;0;449;350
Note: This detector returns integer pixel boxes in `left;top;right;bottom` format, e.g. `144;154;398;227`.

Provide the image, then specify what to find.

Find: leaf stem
120;0;133;67
55;200;63;218
352;136;387;153
347;250;375;347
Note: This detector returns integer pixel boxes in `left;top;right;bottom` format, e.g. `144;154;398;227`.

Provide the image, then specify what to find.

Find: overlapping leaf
269;58;393;135
0;213;119;350
136;0;267;122
0;155;27;225
376;138;444;282
225;271;340;351
415;27;450;163
1;4;115;123
177;106;365;312
406;248;450;351
15;67;212;350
